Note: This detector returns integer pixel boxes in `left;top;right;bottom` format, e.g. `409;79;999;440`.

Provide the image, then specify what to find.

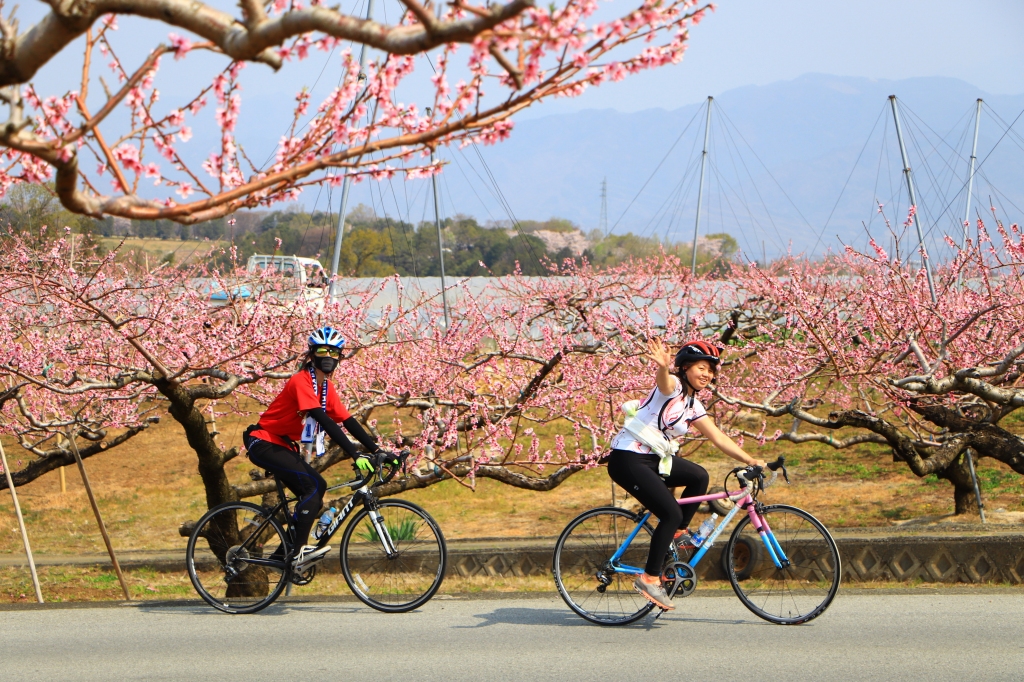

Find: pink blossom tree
712;218;1024;514
1;227;735;520
0;0;711;221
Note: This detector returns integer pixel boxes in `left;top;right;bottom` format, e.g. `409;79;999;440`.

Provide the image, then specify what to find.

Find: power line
609;106;704;233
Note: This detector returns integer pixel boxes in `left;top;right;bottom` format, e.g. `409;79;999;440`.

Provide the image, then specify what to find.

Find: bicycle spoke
554;508;655;626
725;505;840;625
341;499;446;613
187;502;289;614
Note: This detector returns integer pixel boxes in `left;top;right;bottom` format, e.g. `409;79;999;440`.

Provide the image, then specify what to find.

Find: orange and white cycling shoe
633;573;675;610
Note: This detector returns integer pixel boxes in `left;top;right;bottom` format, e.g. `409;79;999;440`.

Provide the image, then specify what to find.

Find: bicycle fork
368;509;398;558
749;508;790;569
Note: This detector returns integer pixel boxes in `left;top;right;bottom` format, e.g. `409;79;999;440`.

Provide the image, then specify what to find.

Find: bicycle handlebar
351;448;411;488
732;456;788;495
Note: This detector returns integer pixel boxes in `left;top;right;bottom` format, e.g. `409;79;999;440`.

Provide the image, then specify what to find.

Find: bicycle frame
608;488;791;575
228;476;398;574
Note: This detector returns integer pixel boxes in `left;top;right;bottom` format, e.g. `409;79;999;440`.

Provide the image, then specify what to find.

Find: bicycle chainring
290;564;317;585
662;561;697;599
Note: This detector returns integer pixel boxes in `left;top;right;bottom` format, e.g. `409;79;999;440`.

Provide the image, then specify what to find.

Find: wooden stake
65;430;131;600
59;466;66;494
0;441;44;603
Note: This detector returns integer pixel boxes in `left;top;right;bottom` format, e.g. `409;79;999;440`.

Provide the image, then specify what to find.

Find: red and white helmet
673;340;721;369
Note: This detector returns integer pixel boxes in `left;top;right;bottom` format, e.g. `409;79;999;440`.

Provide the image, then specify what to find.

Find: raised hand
647;338;673;370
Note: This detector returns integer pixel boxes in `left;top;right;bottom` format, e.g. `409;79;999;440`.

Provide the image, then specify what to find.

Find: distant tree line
1;184;738;275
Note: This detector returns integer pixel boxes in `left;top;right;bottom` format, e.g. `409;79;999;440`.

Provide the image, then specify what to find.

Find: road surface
3;591;1022;681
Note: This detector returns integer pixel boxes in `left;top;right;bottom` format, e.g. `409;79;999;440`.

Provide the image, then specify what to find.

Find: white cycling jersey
610;376;708;454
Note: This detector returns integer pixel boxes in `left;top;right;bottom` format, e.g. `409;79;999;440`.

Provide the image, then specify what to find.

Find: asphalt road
4;591;1023;681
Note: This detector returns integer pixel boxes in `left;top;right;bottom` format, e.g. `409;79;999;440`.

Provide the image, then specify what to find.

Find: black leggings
607;449;710;575
245;437;327;547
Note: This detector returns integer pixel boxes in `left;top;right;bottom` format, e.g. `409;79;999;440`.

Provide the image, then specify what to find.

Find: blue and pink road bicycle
553;457;841;626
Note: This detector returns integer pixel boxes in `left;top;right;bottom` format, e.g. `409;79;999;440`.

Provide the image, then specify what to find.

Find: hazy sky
527;0;1024;117
23;0;1024;115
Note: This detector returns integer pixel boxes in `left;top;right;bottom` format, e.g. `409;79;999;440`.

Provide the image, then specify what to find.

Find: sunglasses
313;347;341;358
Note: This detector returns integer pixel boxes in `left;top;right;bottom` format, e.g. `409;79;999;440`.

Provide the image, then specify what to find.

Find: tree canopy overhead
0;0;711;223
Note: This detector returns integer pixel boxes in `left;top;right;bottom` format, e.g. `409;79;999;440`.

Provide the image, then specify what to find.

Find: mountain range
418;74;1024;260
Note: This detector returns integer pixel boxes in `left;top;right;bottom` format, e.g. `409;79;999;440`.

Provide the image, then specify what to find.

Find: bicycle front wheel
340;499;447;613
725;504;840;625
186;502;290;614
553;507;655;626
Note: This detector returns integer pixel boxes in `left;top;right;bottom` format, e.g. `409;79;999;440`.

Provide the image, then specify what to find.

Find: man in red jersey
244;326;391;570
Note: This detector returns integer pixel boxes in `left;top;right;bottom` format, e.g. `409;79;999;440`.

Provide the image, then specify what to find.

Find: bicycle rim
725;504;840;625
553;507;655;626
187;502;290;614
340;499;447;613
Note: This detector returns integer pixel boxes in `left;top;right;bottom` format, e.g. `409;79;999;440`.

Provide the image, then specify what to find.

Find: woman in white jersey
608;338;765;610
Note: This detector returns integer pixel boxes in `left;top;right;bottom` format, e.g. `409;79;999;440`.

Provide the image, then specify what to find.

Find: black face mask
312;355;338;374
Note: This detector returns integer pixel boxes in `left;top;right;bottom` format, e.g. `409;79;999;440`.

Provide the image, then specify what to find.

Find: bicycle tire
186;501;290;614
725;504;840;625
340;499;447;613
553;507;656;626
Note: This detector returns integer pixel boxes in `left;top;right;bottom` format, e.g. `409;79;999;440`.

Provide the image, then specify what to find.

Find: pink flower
168;33;193;60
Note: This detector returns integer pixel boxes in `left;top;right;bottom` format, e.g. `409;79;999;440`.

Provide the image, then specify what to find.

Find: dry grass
2;403;1024;561
97;237;224;265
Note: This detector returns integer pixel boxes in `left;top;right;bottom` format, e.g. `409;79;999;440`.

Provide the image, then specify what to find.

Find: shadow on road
458;605;768;630
131;601;367;618
457;607;592;628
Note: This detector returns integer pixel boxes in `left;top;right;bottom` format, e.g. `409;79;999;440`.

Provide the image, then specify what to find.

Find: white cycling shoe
292;545;331;571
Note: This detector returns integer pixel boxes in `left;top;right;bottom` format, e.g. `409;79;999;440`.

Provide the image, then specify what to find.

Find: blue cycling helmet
308;326;345;349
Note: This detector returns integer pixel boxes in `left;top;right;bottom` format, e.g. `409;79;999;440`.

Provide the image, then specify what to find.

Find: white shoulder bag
620;400;678;478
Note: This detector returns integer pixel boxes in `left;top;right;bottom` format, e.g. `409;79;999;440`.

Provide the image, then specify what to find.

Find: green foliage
0;190;734;276
0;183;104;251
358;517;419;543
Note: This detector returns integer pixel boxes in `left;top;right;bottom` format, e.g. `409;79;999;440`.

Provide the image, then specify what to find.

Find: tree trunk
943;453;981;517
157;381;237;510
953;484;980;515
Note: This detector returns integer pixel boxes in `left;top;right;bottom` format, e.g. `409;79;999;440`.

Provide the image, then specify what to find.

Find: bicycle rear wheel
186;502;290;614
553;507;655;626
340;499;447;613
725;504;840;625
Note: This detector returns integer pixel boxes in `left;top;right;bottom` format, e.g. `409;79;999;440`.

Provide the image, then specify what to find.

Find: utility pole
889;95;937;304
431;150;450;331
599;177;608;237
684;96;713;334
961;98;986;522
961;99;983;250
430;0;451;332
328;0;377;294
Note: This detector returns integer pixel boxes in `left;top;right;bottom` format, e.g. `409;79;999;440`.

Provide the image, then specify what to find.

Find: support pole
59;466;66;494
65;430;131;600
328;0;378;294
684;96;713;334
0;441;44;603
965;449;986;523
961;99;983;251
431;149;450;331
889;95;937;304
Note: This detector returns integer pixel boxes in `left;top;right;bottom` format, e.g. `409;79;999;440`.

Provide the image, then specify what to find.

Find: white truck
246;254;329;288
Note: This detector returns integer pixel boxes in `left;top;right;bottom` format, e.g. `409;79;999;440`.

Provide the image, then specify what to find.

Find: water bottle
691;514;719;547
313;507;337;539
